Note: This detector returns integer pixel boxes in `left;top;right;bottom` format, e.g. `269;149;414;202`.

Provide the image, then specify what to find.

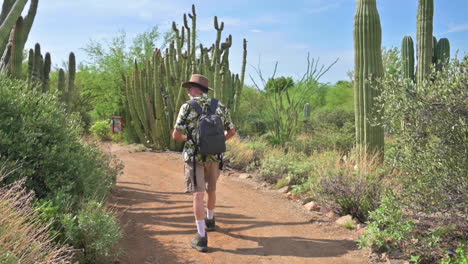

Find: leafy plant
250;55;338;145
90;120;112;141
62;200;122;264
358;192;415;252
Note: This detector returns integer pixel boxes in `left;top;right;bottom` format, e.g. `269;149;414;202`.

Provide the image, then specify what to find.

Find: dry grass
0;166;73;264
225;136;256;170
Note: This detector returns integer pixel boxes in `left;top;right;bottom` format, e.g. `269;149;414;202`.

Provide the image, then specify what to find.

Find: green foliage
440;243;468;264
358;192;415;252
250;56;337;145
90;120;112;141
265;76;294;93
0;77;118;211
61;200;122;264
378;56;468;216
259;150;313;185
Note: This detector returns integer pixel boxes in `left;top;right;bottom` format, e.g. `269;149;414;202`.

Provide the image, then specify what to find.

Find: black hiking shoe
205;216;216;231
191;233;208;252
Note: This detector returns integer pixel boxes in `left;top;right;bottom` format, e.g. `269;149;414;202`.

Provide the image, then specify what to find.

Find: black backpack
187;98;226;155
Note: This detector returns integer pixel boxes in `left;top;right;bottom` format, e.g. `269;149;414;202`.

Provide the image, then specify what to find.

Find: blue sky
25;0;468;85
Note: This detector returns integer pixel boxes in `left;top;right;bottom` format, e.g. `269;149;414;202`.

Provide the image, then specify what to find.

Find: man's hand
172;129;187;142
225;128;236;140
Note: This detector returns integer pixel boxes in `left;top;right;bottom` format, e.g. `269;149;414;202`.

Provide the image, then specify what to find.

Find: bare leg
193;192;205;220
206;191;216;210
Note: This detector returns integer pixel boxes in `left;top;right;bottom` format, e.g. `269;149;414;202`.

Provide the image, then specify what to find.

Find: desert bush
0;77;120;210
61;200;122;264
0;167;73;263
358;56;468;262
377;56;467;217
90;120;112;141
358;192;415;252
225;136;267;171
259;149;313;184
312;150;386;222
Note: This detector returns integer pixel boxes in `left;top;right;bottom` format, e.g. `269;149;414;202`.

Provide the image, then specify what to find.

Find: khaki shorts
184;161;221;193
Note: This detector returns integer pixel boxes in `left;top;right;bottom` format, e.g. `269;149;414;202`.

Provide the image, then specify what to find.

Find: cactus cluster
401;0;450;83
27;43;51;92
125;5;247;150
56;52;77;112
353;0;385;158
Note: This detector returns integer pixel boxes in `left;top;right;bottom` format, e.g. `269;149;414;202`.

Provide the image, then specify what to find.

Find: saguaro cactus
436;38;450;70
402;36;415;81
27;43;52;92
416;0;434;84
354;0;385;158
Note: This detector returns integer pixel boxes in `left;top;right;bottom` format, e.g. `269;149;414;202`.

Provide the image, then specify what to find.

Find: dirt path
105;143;370;264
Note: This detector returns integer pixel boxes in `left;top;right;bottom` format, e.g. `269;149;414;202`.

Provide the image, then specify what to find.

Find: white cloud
251;29;262;33
444;23;468;34
307;3;341;14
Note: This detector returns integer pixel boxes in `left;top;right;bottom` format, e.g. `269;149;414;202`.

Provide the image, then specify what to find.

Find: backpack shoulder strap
187;100;203;115
209;98;219;114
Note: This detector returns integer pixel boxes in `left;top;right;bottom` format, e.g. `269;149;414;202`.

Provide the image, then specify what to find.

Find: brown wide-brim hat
182;74;214;91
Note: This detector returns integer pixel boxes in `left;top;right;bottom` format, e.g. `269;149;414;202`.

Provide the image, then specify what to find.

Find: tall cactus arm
0;0;28;47
416;0;434;84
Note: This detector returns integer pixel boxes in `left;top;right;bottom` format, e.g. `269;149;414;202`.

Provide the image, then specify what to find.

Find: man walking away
172;74;236;252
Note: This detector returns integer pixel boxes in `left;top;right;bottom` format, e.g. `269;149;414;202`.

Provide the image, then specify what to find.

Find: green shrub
0;77;120;210
90;120;112;141
358;192;415;252
62;200;122;264
440;243;468;264
259;150;313;184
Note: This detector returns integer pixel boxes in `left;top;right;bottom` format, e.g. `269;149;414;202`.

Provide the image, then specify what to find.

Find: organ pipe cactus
416;0;434;84
353;0;385;159
125;5;247;150
27;43;52;92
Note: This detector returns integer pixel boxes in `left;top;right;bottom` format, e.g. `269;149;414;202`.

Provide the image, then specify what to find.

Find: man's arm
225;128;236;140
172;129;187;142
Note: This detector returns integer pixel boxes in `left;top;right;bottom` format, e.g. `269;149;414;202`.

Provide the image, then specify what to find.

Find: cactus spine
402;36;415;81
354;0;385;158
416;0;434;84
125;5;247;150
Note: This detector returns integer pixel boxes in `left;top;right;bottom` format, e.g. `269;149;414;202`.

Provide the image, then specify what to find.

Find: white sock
196;220;206;237
207;209;214;220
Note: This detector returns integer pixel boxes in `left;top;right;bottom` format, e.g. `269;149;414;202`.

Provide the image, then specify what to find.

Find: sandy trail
105;143;369;264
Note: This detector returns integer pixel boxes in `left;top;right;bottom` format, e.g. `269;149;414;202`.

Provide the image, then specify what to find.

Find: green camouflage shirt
174;93;235;162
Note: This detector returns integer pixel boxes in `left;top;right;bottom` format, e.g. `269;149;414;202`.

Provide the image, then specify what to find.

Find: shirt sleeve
174;103;190;131
221;103;235;131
